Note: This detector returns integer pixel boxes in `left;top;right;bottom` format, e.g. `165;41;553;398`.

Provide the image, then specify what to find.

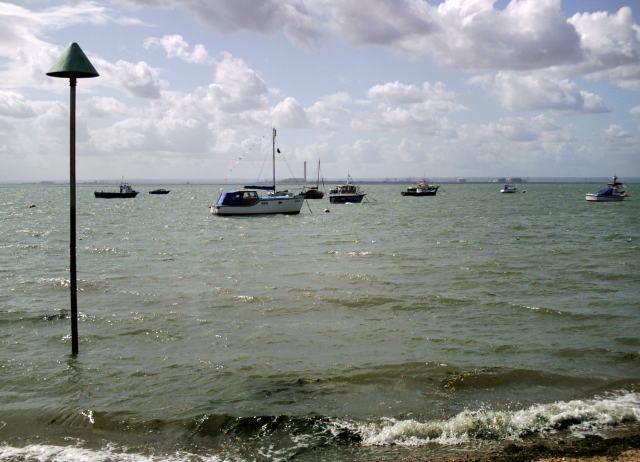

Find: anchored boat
301;159;325;199
94;182;138;198
401;180;439;196
329;175;366;203
211;129;304;216
586;175;628;202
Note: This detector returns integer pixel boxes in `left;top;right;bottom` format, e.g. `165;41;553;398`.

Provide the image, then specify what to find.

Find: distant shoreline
2;178;639;186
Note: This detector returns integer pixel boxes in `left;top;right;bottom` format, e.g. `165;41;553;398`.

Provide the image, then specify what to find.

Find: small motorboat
500;184;517;193
401;181;439;196
94;182;138;198
329;175;366;203
586;175;628;202
149;188;170;195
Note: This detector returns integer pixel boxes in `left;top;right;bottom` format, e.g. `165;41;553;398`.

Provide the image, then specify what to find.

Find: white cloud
306;92;352;130
472;72;610;113
88;97;211;156
203;53;269;112
350;80;464;135
95;59;163;99
631;106;640;117
82;96;130;118
316;0;583;71
320;0;436;47
144;34;212;64
568;7;640;90
271;97;309;128
121;0;324;47
0;1;144;91
344;138;384;163
368;81;467;113
604;124;633;141
117;0;640;91
0;91;37;118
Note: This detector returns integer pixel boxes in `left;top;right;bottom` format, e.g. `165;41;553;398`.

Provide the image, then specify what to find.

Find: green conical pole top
46;42;99;79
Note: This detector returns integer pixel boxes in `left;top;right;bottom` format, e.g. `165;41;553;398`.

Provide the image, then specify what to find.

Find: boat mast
272;128;276;192
317;159;321;188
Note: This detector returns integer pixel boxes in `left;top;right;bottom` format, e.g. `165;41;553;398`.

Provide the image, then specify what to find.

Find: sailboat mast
317;159;320;187
272;128;276;191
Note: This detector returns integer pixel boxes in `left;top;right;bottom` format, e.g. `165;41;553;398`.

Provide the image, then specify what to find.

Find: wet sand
440;432;640;462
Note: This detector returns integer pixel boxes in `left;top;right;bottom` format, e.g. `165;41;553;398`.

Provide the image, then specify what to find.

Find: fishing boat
585;175;628;202
301;159;324;199
211;129;305;216
94;182;138;198
500;184;517;193
401;180;439;196
329;175;366;203
149;188;170;195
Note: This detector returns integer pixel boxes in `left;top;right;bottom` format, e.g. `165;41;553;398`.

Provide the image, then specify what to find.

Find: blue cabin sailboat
211;129;304;215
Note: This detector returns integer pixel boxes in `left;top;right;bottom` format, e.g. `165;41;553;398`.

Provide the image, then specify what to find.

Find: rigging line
276;143;300;185
252;135;268;183
255;153;267;184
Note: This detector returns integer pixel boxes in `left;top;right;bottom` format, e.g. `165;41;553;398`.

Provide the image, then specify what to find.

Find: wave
0;391;638;461
510;303;622;320
0;444;224;462
353;390;640;446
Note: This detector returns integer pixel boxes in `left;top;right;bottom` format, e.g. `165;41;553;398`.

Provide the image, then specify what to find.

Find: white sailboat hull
212;195;304;215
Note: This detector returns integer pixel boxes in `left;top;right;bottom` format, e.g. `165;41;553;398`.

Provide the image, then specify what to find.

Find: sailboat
302;159;325;199
210;128;305;216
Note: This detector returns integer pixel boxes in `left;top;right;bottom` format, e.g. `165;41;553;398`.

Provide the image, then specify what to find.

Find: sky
0;0;639;182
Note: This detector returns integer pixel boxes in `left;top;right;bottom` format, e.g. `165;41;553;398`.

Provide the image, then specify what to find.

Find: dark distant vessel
329;174;366;203
500;184;517;193
149;188;170;195
302;160;325;199
401;180;439;196
585;175;628;202
94;182;138;198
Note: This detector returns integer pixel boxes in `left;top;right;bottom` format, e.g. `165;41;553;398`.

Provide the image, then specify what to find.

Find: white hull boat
211;192;303;215
500;184;517;193
212;128;305;216
585;175;628;202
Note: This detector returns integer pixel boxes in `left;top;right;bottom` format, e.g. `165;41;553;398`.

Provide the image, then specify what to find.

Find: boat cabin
217;190;260;207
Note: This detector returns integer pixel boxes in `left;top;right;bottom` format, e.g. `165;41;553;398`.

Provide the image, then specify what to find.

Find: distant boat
149;188;170;195
329;174;366;203
586;175;628;202
500;184;517;193
301;159;324;199
211;128;305;216
401;180;439;196
94;182;138;198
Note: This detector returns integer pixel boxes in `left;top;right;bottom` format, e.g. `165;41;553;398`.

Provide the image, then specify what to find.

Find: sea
1;182;639;461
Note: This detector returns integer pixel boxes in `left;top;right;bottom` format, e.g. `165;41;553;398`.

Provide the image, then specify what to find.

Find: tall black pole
69;77;78;355
46;42;99;356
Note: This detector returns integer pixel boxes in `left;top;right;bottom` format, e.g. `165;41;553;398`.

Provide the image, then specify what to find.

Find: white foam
0;444;228;462
357;391;640;446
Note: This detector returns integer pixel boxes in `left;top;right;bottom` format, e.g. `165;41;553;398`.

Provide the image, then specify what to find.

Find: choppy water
1;183;639;461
